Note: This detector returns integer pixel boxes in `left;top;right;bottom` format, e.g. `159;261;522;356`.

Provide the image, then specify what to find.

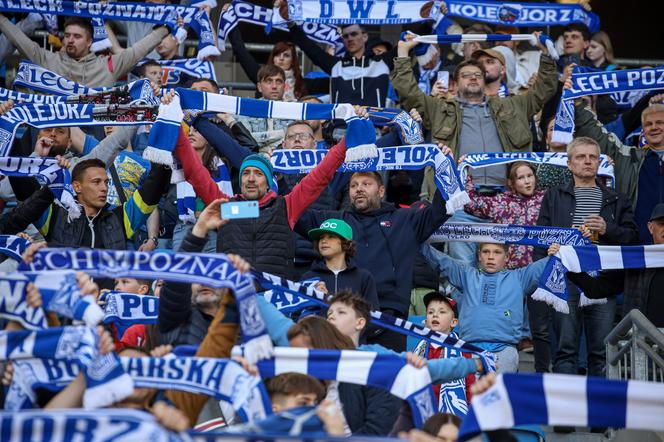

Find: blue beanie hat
239;154;274;190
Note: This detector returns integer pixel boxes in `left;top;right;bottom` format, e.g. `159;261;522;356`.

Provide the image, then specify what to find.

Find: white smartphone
437;71;449;89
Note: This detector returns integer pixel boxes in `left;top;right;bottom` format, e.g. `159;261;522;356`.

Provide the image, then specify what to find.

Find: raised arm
121;163;171;239
419;244;470;291
228;27;261;84
0;14;52;68
110;26;169;80
77;127;138;167
194;118;252;169
288;24;337;73
510;53;558;118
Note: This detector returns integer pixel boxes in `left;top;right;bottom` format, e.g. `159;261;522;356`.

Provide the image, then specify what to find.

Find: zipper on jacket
334;273;338;294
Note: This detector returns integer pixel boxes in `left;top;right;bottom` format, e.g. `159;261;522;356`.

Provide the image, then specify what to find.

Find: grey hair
566;136;601;157
641;103;664;125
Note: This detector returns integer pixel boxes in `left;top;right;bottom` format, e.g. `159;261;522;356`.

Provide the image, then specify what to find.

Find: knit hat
308;218;353;241
239;154;273;190
344;117;378;162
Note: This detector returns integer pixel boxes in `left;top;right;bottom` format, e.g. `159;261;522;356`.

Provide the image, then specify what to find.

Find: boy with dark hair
265;372;327;412
325;290;372;347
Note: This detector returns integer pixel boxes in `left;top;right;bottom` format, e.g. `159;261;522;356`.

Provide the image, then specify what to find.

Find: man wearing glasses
288;22;396;107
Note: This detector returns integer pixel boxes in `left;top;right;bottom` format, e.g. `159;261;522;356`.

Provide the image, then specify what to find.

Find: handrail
605;309;664;349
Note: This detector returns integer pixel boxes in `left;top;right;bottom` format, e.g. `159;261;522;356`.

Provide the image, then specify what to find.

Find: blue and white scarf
217;1;343;53
273;0;442;25
366;107;424;145
19;248;274;363
459;372;664;441
248;346;437;428
0;235;30;261
5;358;79;410
253;270;497;373
445;0;600;33
459;151;615;187
99;291;158;340
429;223;590;248
176;158;233;223
535;244;664;314
137;58;217;86
414;334;467;418
0;156;80;219
0;0;219;60
260;288;319;315
0;326;133;409
271;145;470;214
0;270;103;330
0;409;180;442
553;66;664;144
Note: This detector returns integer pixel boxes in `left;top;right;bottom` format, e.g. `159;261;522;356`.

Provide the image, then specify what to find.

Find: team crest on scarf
545;259;567;293
498;4;521;23
490;225;526;243
344;157;379;172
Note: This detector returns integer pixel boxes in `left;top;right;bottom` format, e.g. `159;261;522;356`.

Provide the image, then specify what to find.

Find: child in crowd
421;242;555;373
302;219;379;310
104;277;156;350
414;292;474;416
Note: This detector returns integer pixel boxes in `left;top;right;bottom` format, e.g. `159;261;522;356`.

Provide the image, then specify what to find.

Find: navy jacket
302;257;380;310
338;383;401;436
295;190;449;314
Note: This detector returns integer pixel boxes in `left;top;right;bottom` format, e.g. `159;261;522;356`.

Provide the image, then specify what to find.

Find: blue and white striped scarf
248;346;437;428
272;0;443;26
459;372;664;441
0;156;80;219
270;145;470;214
534;244;664;314
253;270;497;373
19;248;274;363
414;333;468;418
0;1;219;60
429;223;590;248
0;409;179;442
137;58;217;86
176;158;233;223
0;326;133;409
99;291;158;340
218;1;343;54
553;66;664;144
459;151;615;186
445;0;600;32
0;235;30;261
0;270;104;330
365;107;424;145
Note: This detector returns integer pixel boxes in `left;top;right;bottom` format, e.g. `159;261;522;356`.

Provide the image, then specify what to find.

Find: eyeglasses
342;31;362;39
460;72;484;80
285;132;314;141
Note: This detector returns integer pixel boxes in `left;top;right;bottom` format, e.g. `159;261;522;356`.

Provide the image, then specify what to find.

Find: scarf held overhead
553;66;664;144
430;223;590;247
0;235;30;261
271;145;469;214
19;248;273;363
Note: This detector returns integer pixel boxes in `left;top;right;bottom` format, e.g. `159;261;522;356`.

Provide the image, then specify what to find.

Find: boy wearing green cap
302;218;379;310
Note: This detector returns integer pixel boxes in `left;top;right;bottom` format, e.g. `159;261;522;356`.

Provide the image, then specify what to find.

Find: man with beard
472;49;507;98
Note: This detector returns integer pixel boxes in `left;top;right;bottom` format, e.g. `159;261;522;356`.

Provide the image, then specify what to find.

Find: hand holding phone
437;70;449;89
221;201;260;219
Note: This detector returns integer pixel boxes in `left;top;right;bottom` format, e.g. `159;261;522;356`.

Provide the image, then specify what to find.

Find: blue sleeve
358;344;478;383
257;295;294;347
420;244;470;291
518;256;550;293
194;118;252;169
82;134;100;156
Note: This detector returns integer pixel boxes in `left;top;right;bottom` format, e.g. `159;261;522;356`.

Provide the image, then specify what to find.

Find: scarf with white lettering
429;223;590;248
19;248;274;363
553;66;664;144
0;270;103;330
176;158;233;223
414;332;468;418
243;346;437;428
534;245;664;314
0;1;220;60
0;235;30;261
270;145;470;214
412;32;558;61
445;0;600;32
365;107;424;145
0;409;178;441
217;0;343;53
137;58;217;86
0;156;80;220
252;270;497;373
99;291;158;340
459;372;664;441
0;326;133;409
271;0;443;26
90;17;111;53
459;151;615;186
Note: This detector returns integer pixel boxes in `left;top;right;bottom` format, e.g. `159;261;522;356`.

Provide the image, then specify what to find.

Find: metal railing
605;310;664;382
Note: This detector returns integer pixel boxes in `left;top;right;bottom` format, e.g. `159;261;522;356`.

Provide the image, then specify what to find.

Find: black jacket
338;383;401;436
534;179;639;260
302;257;380;310
0;186;54;235
295;190;449;314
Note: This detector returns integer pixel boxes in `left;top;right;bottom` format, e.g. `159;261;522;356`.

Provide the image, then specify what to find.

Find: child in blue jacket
421;242;553;373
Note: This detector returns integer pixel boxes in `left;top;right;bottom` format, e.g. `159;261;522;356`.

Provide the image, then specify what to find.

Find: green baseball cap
308;218;353;241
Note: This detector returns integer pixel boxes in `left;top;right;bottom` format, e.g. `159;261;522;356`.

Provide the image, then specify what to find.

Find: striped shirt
573;186;603;227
